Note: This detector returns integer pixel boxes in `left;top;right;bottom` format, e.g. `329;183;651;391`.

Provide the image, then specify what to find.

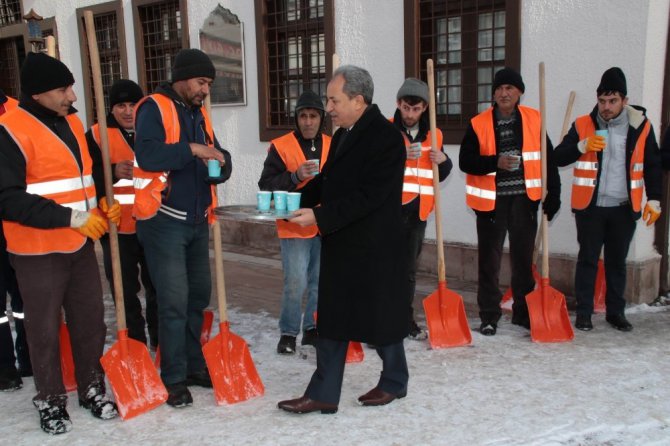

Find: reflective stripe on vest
272;132;331;238
132;94;218;223
572;115;650;211
0;109;94;255
92;125;137;233
400;129;443;221
466;106;543;211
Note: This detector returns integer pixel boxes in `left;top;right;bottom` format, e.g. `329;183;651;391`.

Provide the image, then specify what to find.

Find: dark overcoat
301;104;408;345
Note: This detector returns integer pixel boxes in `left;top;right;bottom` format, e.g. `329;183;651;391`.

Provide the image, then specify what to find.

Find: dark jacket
554;104;661;218
300;104;409;345
0;94;80;228
662;127;670;170
134;83;232;224
459;104;560;217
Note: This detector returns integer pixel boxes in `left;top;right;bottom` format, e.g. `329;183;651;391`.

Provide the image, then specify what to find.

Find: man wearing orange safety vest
0;88;32;392
459;68;561;336
554;67;662;333
87;79;158;349
391;78;452;341
258;90;330;354
134;49;232;408
0;53;119;434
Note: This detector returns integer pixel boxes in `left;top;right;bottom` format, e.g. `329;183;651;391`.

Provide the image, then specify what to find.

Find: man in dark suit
278;65;409;414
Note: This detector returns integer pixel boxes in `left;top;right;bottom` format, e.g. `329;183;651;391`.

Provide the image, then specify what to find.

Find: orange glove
99;198;121;226
77;213;108;240
582;135;606;153
643;200;661;226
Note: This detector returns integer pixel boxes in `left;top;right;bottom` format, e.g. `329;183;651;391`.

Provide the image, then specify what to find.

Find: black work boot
277;335;297;354
575;314;593;331
0;365;23;391
301;329;318;346
186;369;213;388
34;396;72;435
606;314;633;332
166;381;193;408
79;383;119;420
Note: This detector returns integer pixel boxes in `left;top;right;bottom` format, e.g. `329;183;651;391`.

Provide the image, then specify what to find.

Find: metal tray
213;204;296;221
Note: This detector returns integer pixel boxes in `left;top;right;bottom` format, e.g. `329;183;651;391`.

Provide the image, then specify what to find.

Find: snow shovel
202;218;265;404
84;11;167;419
422;59;472;348
59;318;77;392
501;90;575;310
594;254;606;313
526;62;573;343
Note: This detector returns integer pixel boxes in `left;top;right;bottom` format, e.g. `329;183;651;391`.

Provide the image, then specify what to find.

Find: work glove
542;193;561;221
643;200;661;226
99;198;122;226
578;135;606;153
71;211;108;241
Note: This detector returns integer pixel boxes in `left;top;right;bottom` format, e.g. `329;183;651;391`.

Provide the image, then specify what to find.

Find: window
0;36;24;97
405;0;520;144
77;1;128;126
255;0;334;141
132;0;188;95
0;0;21;26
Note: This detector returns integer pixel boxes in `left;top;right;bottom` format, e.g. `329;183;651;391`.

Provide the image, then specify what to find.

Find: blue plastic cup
310;159;320;176
207;159;221;177
286;192;301;212
257;191;272;212
595;129;608;149
273;191;288;211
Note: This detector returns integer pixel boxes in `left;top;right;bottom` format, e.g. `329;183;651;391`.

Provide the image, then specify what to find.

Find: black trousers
476;195;537;324
402;207;427;324
100;233;157;346
574;205;636;317
305;337;408;405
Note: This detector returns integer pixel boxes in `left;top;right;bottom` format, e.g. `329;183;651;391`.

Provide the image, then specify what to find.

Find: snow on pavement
1;302;669;446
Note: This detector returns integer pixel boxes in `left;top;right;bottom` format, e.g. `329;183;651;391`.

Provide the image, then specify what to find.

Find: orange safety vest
465;106;543;211
572;114;650;212
91;124;136;234
0;109;97;255
0;96;18;115
132;94;218;224
272;132;331;238
399;129;443;221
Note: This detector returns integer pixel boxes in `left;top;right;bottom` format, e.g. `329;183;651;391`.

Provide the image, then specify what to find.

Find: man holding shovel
258;89;331;354
278;65;409;414
392;78;452;340
134;49;232;408
87;79;158;350
459;67;561;336
0;53;119;434
554;67;662;332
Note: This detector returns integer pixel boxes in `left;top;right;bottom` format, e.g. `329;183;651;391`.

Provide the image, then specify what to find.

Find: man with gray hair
278;65;409;414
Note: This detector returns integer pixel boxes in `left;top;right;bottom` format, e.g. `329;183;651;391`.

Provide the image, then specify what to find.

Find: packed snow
1;296;669;445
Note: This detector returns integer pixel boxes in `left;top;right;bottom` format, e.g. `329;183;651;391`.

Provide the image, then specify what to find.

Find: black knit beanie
109;79;144;109
597;67;627;96
492;67;525;93
21;52;75;95
295;90;324;113
171;49;216;83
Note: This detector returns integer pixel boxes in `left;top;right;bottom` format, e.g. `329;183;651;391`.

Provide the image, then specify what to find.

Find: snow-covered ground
2;300;669;445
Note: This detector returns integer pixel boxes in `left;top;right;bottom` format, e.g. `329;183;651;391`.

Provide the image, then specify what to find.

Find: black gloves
542;193;561;221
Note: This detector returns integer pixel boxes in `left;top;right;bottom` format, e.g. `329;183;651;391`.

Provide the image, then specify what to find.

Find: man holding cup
258;90;331;354
391;78;452;340
459;67;561;336
554;67;662;332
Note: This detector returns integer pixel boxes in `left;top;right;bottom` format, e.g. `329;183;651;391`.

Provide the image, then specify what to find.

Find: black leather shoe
357;387;407;406
186;369;213;388
575;314;593;331
0;366;22;391
278;396;337;414
479;322;497;336
166;382;193;408
511;313;531;330
606;314;633;332
277;335;297;354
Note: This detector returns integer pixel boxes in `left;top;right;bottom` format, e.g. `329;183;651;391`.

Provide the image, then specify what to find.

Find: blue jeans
279;237;320;336
136;213;211;385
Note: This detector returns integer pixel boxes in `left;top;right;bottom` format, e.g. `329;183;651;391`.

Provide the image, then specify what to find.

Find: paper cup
311;159;320;176
286;192;301;212
273;191;288;211
207;159;221;177
257;191;272;212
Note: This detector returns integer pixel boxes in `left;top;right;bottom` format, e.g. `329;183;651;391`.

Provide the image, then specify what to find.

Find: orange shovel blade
100;332;168;420
422;281;472;349
594;259;606;314
345;342;364;363
200;310;214;345
202;322;264;405
59;321;77;392
527;280;574;343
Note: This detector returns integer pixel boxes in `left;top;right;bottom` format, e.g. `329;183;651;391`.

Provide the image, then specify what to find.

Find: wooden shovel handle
539;62;550;280
427;59;446;282
84;10;126;330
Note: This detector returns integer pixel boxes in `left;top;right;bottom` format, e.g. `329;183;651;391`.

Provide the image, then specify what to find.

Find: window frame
404;0;520;144
254;0;335;142
76;0;129;127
